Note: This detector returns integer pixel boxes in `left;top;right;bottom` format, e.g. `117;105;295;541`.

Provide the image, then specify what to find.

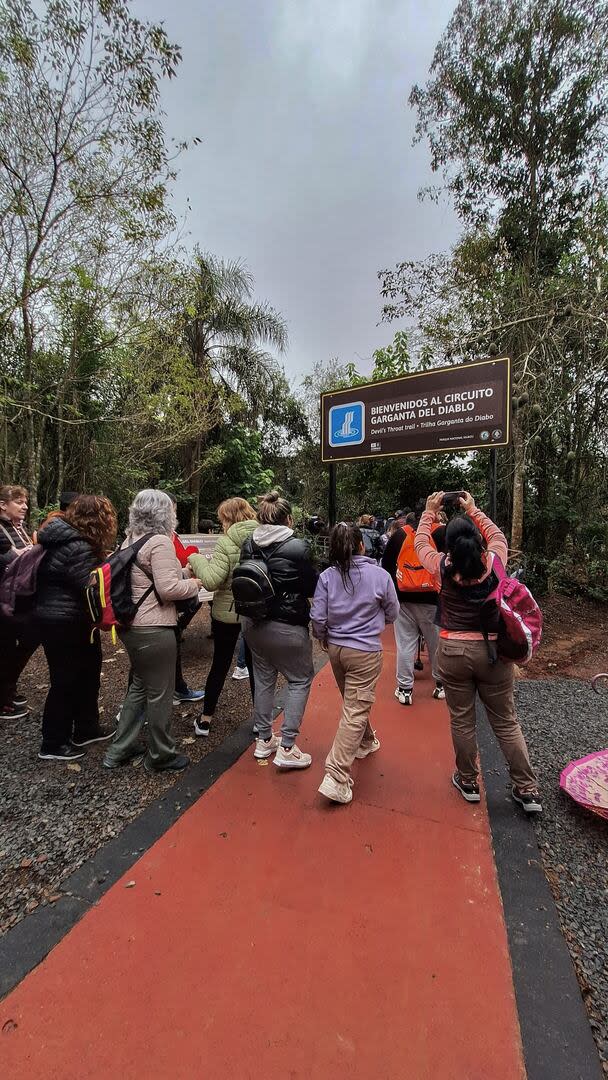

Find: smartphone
442;491;465;507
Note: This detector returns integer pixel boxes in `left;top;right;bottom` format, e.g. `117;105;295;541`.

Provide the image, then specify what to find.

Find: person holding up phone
414;491;541;814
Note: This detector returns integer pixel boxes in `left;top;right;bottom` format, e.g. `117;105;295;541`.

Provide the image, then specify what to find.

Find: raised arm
467;506;508;566
414;492;445;584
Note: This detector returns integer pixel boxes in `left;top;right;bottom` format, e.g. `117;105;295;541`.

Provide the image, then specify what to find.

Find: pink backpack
484;557;542;665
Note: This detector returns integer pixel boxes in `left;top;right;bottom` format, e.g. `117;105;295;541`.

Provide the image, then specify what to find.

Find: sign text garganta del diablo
320;357;511;463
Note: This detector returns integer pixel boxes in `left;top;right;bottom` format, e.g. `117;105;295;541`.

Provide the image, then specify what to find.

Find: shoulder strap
0;521;15;548
250;538;290;563
132;533;163;607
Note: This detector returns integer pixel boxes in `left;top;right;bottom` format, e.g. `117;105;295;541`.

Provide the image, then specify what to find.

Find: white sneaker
194;718;211;737
254;733;280;759
395;687;413;706
318;773;353;803
433;683;446;700
355;734;381;759
232;665;249;681
273;743;312;769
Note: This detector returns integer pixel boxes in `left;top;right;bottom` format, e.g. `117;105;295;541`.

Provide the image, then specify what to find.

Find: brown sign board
320;357;511;463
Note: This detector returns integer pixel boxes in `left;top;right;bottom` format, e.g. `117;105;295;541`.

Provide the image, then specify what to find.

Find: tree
407;0;608;548
177;253;288;528
0;0;186;512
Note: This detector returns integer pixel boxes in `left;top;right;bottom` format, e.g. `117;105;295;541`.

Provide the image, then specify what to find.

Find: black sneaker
72;726;116;747
13;695;27;708
38;744;85;762
144;753;190;774
451;772;481;803
512;787;542;814
1;703;29;721
194;718;211;737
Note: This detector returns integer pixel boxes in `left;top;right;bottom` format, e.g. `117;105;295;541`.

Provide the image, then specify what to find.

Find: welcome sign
321;357;511;463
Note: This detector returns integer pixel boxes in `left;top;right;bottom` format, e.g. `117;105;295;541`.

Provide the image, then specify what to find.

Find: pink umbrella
559;674;608;821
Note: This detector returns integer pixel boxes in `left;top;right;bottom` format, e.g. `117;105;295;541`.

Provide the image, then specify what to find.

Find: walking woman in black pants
187;498;257;737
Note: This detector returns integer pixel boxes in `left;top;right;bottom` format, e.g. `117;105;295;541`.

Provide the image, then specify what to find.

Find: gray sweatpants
242;619;314;747
104;627;178;769
394;602;440;690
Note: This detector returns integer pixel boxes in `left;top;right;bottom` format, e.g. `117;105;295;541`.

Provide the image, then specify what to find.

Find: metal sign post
328;463;337;527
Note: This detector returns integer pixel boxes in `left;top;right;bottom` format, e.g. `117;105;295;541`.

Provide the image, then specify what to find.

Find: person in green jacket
187;498;257;737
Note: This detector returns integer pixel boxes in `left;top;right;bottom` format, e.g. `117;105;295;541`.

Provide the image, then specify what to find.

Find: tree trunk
56;398;65;505
184;435;203;531
511;415;525;554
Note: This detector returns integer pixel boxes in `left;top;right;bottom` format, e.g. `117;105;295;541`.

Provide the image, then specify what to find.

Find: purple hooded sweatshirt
311;555;399;653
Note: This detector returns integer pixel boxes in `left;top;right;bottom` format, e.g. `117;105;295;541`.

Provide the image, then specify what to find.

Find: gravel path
517;679;608;1071
0;607;258;935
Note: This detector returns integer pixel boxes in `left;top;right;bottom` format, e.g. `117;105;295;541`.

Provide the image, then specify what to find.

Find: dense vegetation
1;0;607;597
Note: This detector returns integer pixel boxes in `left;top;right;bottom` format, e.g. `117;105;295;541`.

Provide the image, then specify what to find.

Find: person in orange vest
381;507;445;706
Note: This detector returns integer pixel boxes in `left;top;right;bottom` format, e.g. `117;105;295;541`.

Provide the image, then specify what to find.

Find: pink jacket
415;507;508;587
128;533;199;627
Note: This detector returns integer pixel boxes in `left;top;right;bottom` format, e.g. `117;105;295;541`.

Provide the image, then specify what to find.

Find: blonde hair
217;497;256;527
256;490;291;526
358;514;375;527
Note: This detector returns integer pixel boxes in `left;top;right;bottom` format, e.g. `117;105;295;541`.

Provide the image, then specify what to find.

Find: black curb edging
0;655;329;1001
477;703;603;1080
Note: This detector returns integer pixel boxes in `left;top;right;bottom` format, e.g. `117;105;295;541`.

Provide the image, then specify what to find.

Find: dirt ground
523;594;608;681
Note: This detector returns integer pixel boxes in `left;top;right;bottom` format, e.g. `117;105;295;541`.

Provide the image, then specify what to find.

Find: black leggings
203;619;254;716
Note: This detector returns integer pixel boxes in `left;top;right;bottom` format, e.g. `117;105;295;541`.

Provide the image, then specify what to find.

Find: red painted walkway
1;632;525;1079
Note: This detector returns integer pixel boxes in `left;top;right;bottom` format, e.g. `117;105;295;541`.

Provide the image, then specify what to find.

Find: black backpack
232;539;288;621
86;533;159;634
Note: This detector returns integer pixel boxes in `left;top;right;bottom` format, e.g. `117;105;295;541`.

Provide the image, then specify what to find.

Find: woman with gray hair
103;489;202;774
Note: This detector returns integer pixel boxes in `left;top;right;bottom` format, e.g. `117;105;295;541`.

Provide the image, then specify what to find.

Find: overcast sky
136;0;460;384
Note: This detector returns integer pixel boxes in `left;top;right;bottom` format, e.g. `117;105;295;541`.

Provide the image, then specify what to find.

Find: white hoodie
252;524;293;548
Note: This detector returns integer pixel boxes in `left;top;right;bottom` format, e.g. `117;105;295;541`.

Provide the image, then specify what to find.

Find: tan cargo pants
325;645;383;784
437;638;538;793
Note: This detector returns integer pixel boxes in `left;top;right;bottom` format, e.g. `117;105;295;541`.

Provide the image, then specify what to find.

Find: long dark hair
445;516;485;580
329;522;363;592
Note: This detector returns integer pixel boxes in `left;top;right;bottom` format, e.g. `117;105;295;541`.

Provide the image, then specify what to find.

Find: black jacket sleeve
381;527;405;592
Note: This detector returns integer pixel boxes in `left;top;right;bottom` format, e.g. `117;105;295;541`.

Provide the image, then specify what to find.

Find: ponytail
445;516;485;580
328;522;363;593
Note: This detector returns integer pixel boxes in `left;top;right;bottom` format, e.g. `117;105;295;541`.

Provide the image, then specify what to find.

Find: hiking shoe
433;683;446;700
355;734;381;759
395;687;413;706
173;688;205;705
231;665;249;681
254;733;280;759
73;726;116;747
13;695;27;708
144;753;190;774
194;718;211;737
274;744;312;769
451;772;480;803
318;774;353;804
512;787;543;814
1;703;29;721
38;744;85;762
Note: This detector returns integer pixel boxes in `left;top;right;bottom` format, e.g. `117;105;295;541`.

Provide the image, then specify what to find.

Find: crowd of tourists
0;481;541;812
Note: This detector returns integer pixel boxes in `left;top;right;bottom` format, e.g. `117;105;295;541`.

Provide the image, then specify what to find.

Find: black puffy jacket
240;535;318;627
35;517;100;624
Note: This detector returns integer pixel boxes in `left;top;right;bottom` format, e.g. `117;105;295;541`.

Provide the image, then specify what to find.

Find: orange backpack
395;525;440;594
